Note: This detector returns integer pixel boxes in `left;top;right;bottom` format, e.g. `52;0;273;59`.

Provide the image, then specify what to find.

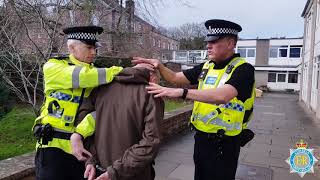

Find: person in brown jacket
70;67;164;180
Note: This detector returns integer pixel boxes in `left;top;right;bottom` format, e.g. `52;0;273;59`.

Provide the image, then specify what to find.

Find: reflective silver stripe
217;58;241;88
97;68;106;85
201;112;217;123
72;66;83;88
90;111;97;121
195;115;242;131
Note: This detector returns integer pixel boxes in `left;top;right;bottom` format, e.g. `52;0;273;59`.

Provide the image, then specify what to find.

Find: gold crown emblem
296;139;307;149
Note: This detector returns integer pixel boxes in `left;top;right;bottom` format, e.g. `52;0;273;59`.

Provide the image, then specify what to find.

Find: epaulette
49;56;69;60
48;56;74;65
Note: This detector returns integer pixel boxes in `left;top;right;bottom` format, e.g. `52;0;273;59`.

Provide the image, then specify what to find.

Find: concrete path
155;93;320;180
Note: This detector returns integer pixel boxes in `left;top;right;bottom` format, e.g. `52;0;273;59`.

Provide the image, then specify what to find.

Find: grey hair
67;39;82;51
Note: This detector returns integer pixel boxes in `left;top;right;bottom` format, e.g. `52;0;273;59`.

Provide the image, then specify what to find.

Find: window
288;72;298;83
163;42;166;49
138;24;143;32
269;48;278;58
268;73;276;82
268;71;290;82
237;46;256;58
277;74;286;82
238;48;246;57
289;45;302;58
247;49;255;57
158;40;161;48
91;14;99;25
279;48;288;57
137;35;143;45
269;46;289;58
152;38;156;47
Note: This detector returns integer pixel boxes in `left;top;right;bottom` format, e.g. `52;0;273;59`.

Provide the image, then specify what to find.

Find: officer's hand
70;133;92;161
95;171;110;180
133;63;155;71
132;57;160;68
84;164;96;180
146;82;184;98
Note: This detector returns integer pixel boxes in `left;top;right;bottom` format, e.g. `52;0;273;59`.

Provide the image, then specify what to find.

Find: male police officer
133;19;255;180
33;26;124;180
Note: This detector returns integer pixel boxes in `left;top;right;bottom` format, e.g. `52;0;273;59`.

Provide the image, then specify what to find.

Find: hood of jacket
115;67;150;84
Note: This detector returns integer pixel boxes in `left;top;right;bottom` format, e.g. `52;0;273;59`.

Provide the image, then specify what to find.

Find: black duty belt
52;131;72;140
195;129;238;140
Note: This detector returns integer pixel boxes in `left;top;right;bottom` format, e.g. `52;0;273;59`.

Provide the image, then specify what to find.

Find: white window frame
277;73;287;82
288;72;298;84
246;48;256;57
237;46;256;58
278;47;288;58
289;45;302;58
269;46;289;58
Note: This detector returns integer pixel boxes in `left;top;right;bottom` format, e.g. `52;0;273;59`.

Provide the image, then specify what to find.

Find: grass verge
0;106;36;160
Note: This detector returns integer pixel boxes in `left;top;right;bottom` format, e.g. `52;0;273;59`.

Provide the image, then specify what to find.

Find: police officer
133;19;255;180
33;26;124;180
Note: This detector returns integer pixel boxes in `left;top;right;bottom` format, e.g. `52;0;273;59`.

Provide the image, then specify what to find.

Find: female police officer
133;19;255;180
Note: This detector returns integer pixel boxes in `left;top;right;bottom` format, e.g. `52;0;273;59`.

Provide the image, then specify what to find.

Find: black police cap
204;19;242;42
63;26;104;46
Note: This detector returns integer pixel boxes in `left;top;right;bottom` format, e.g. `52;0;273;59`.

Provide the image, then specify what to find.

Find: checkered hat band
68;32;97;40
208;28;238;35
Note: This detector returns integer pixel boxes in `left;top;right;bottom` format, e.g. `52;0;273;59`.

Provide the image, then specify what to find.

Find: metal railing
161;50;207;64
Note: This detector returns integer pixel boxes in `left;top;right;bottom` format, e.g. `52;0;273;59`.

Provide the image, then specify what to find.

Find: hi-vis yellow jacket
190;57;255;136
33;54;123;154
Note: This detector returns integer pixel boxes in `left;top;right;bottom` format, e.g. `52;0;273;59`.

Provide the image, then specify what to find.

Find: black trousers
35;147;85;180
193;132;241;180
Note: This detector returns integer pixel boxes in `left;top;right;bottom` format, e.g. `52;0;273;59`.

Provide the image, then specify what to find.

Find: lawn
0;100;190;160
0;106;36;160
164;100;190;112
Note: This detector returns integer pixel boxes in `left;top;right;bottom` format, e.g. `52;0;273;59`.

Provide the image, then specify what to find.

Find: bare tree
0;0;187;114
0;0;71;114
164;22;207;40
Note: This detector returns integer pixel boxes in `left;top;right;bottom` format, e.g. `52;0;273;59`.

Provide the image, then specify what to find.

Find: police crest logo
285;139;318;178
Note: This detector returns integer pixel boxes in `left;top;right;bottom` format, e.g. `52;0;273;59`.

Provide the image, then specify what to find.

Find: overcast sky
154;0;308;39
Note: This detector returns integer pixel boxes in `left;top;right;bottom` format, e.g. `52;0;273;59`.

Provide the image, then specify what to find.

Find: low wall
0;105;193;180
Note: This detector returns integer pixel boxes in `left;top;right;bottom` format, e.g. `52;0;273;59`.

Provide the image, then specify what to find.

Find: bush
94;56;132;68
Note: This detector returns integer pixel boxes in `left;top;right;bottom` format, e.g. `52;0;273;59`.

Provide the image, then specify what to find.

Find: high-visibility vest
33;54;123;154
190;57;255;136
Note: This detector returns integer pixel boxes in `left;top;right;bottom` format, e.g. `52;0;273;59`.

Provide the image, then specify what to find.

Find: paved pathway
155;93;320;180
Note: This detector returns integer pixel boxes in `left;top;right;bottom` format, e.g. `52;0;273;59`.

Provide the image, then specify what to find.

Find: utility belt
194;128;230;140
33;124;72;145
192;125;254;147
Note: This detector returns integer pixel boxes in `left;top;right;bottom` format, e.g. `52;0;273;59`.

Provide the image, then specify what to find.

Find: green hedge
94;56;132;68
